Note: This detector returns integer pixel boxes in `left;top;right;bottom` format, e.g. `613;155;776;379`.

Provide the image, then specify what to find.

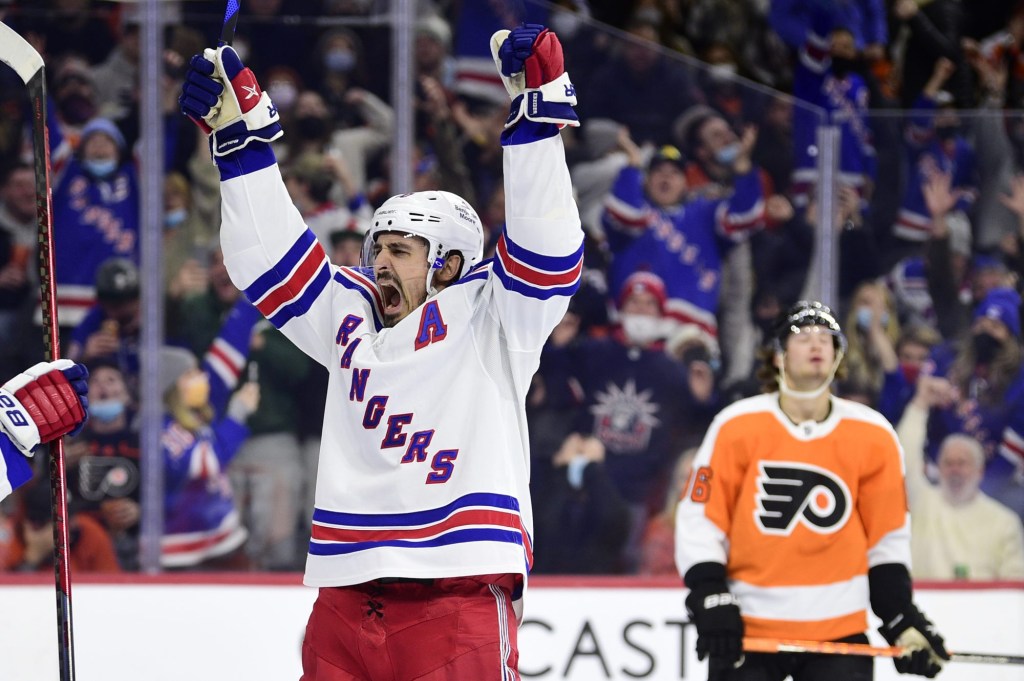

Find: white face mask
621;313;666;346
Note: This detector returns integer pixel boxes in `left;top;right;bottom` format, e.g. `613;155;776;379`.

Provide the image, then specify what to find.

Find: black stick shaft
220;0;240;46
27;64;77;681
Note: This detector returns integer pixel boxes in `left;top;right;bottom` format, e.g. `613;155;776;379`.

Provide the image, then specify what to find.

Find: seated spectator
897;375;1024;579
3;480;120;573
65;360;140;571
928;287;1024;516
601;136;765;346
540;273;719;571
531;433;632;574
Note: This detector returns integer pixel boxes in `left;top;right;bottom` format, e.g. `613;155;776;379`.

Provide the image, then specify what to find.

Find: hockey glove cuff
179;46;283;157
490;24;578;130
0;360;89;454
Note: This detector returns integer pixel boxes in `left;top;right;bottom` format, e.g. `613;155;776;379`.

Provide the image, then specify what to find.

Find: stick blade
0;21;44;85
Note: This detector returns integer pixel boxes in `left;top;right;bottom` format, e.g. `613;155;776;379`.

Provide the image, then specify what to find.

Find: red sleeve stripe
254;240;328;318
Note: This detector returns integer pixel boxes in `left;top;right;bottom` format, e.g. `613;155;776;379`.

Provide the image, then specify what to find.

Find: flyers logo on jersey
755;461;851;536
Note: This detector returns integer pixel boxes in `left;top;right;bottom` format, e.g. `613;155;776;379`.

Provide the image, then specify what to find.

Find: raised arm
488;25;585;351
179;47;339;367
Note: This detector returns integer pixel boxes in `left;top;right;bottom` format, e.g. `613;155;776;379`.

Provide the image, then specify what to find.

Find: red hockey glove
179;46;283;157
490;24;578;129
0;360;89;454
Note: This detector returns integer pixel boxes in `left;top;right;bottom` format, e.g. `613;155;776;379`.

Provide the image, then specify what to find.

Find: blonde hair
843;281;900;396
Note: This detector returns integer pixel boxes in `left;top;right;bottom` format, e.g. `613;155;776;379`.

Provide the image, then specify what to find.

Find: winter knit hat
973;287;1021;339
159;346;199;396
618;271;668;312
80;117;126;152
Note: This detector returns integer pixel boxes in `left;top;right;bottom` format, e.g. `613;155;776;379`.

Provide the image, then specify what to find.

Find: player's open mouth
379;282;403;314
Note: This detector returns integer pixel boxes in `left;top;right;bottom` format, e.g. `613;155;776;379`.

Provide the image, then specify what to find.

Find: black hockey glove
685;563;744;679
878;605;949;677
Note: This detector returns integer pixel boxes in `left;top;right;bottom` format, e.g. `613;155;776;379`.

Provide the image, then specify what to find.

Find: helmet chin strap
776;351;844;401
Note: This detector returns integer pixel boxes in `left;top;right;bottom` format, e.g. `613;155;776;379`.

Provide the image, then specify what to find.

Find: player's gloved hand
489;23;578;129
685;563;744;679
879;605;949;677
179;46;282;157
0;360;89;454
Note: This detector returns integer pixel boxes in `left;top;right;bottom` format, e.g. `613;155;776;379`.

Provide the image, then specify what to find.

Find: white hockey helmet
362;190;484;293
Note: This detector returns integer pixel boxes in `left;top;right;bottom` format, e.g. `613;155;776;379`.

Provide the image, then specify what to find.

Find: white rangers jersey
217;130;583;597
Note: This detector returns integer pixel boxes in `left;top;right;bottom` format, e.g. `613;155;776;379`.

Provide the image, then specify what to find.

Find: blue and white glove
0;360;89;455
490;24;579;129
179;46;283;157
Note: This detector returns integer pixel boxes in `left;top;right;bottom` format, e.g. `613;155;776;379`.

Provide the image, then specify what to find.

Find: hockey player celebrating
675;301;949;680
180;23;581;680
1;360;89;501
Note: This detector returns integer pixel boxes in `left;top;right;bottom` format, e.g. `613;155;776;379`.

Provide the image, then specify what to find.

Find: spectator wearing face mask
538;272;719;572
601;135;766;351
64;359;141;570
841;280;901;406
927;287;1024;518
50;117;139;331
877;323;943;425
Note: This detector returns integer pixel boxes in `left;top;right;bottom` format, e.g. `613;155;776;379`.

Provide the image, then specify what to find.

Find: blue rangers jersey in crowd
160;299;260;567
0;431;32;502
217;123;582;603
51;158;140;326
785;5;876;207
602;166;764;341
893;96;977;241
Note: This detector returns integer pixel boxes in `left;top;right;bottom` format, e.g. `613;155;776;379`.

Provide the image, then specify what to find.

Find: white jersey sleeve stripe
493;231;582;298
244;230;331;323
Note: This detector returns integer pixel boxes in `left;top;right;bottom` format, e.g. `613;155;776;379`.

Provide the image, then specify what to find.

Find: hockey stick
0;20;77;681
744;637;1024;666
220;0;240;46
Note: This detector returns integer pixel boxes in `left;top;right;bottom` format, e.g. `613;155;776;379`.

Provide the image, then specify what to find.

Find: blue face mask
83;158;117;179
164;208;188;229
89;399;125;423
324;49;356;73
714;142;741;166
856;306;889;330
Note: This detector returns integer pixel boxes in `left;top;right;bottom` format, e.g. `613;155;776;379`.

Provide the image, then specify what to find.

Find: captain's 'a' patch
755;461;852;536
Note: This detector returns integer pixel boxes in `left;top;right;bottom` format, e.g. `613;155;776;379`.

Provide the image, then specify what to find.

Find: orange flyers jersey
675;393;911;640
